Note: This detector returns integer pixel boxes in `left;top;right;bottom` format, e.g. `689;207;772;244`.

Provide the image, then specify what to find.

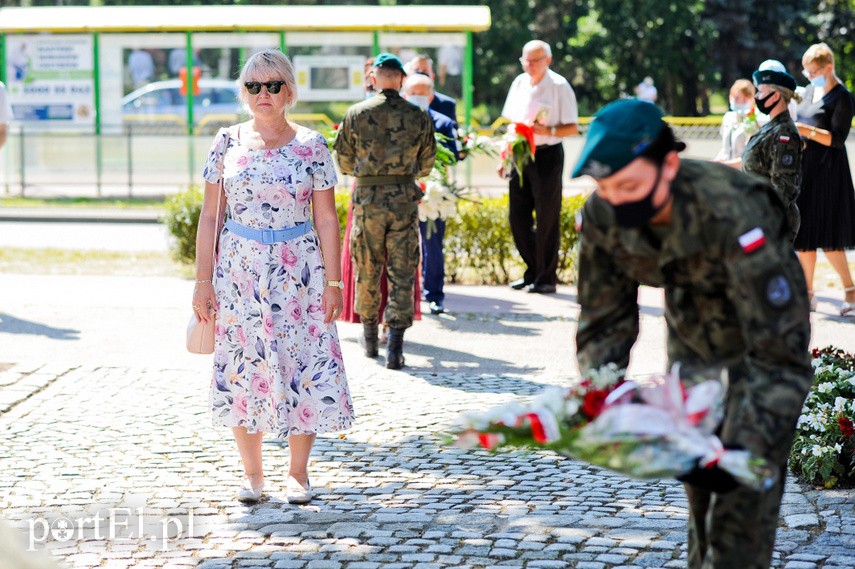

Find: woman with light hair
792;43;855;315
715;79;760;162
193;49;354;504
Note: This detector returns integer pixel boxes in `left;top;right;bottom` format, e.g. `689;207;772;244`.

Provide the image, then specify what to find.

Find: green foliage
789;346;855;489
161;185;203;265
328;192;586;285
444;195;586;285
334;188;351;245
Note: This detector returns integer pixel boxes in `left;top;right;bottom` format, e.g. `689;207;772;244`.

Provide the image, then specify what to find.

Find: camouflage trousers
685;364;805;569
351;200;420;329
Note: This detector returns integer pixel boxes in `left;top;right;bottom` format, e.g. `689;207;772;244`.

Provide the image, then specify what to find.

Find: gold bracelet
195;279;212;284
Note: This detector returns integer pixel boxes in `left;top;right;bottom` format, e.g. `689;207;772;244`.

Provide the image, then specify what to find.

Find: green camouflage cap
373;52;406;75
571;99;666;179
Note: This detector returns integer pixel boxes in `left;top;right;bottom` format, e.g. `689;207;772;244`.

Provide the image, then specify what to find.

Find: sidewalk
1;274;853;569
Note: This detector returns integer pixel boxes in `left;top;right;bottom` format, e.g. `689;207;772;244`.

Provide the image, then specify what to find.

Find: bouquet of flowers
498;122;536;182
790;346;855;488
457;126;498;161
735;108;760;137
451;364;778;492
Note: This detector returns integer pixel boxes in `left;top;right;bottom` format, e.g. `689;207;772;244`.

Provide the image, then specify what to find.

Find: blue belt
224;218;311;244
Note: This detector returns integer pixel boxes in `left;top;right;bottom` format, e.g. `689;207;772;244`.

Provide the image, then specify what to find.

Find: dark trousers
508;143;564;286
418;219;446;302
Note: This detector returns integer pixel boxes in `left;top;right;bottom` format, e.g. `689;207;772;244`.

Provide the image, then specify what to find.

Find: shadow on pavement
0;312;80;340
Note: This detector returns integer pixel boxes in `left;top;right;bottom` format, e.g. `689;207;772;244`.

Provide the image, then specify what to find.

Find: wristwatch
326;280;344;289
550;126;557;137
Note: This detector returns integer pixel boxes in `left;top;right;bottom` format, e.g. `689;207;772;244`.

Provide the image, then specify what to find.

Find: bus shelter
0;4;491;195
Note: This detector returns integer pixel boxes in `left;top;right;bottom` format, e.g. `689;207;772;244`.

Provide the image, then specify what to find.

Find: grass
0;197;165;209
0;248;191;277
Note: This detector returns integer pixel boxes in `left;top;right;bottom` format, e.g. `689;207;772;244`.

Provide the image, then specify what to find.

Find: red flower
582;390;609;419
332;123;339;130
839;417;855;437
513;123;536;157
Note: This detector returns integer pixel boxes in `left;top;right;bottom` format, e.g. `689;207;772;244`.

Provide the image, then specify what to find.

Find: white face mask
407;95;431;111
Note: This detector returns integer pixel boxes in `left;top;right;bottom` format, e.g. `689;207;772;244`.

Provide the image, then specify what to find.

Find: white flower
834;397;848;414
811;445;823;457
834;443;843;453
817;382;834;394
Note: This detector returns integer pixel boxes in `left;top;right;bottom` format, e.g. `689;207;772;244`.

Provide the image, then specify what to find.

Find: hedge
163;187;587;285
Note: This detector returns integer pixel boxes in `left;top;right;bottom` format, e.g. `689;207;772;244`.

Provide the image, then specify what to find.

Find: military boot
386;327;405;370
360;319;379;358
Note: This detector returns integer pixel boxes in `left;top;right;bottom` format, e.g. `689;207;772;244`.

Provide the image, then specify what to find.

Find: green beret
373;52;406;75
752;68;796;91
571;99;666;179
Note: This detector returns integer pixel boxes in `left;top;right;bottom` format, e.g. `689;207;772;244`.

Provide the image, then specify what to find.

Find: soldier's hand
677;461;740;493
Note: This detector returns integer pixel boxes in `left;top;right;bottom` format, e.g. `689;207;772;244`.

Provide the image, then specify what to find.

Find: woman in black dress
794;43;855;316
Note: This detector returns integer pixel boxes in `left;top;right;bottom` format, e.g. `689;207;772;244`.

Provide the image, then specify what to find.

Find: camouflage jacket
576;159;812;456
333;89;436;205
742;112;801;212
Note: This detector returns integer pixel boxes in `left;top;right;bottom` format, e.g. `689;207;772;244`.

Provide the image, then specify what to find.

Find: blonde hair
802;43;835;68
237;49;297;114
729;79;755;99
768;84;802;104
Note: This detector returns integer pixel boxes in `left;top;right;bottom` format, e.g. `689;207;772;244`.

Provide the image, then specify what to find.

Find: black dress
793;83;855;251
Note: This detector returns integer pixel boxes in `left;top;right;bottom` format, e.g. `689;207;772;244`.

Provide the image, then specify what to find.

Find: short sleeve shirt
0;83;12;125
501;69;578;146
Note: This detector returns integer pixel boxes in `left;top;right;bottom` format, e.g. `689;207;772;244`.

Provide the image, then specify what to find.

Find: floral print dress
203;124;353;438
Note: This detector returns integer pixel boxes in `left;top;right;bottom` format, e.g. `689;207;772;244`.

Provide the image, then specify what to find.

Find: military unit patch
781;153;794;166
765;274;793;308
738;227;766;253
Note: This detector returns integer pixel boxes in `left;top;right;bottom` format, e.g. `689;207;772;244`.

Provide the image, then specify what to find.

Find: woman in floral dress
192;50;353;504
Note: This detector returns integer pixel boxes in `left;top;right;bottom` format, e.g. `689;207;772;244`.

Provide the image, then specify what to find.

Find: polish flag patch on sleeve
779;135;791;143
738;227;766;253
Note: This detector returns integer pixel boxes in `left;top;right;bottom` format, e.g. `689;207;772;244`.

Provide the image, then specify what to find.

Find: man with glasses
333;53;436;370
501;40;579;294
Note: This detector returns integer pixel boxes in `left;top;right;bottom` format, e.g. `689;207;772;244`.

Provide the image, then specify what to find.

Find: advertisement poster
5;34;95;128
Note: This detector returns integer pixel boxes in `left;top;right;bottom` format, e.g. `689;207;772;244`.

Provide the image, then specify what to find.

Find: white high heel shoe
840;286;855;317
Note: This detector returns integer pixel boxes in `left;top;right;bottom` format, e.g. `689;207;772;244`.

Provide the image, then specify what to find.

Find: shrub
444;195;586;285
162;185;203;265
789;346;855;488
163;187;588;286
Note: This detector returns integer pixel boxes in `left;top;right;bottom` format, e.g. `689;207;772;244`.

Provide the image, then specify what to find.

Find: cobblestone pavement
1;275;854;569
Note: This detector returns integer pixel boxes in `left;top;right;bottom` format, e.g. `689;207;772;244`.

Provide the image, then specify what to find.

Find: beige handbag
186;170;224;355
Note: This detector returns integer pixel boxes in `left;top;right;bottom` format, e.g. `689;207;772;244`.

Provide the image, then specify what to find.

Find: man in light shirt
501;40;579;294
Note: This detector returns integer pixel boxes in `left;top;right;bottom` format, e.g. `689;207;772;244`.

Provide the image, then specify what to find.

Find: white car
122;78;243;130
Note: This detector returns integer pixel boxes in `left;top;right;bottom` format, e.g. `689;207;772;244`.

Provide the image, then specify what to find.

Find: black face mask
610;165;666;228
755;91;779;115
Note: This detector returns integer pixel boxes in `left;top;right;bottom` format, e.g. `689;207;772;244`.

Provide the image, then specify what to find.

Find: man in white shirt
0;81;12;151
501;40;579;293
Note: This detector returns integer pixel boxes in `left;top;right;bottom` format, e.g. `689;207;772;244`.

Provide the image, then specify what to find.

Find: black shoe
509;278;533;290
526;283;557;294
360;320;379;358
429;301;445;315
386;327;405;370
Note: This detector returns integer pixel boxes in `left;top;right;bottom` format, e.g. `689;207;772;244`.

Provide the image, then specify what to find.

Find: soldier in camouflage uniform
572;100;812;569
333;53;436;370
742;66;803;242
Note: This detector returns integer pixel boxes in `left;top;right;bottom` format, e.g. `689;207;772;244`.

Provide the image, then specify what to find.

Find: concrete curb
0;207;163;224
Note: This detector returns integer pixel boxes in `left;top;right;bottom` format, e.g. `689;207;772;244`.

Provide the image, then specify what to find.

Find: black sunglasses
244;81;285;95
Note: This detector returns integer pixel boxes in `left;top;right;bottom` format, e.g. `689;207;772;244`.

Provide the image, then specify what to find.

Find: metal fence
1;118;853;199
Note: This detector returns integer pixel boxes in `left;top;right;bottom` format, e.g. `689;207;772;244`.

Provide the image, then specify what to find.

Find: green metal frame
464;31;473;127
0;33;5;84
93;32;102;195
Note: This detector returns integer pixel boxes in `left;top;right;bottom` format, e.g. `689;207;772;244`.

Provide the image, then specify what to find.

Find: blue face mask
810;75;827;88
731;103;752;114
